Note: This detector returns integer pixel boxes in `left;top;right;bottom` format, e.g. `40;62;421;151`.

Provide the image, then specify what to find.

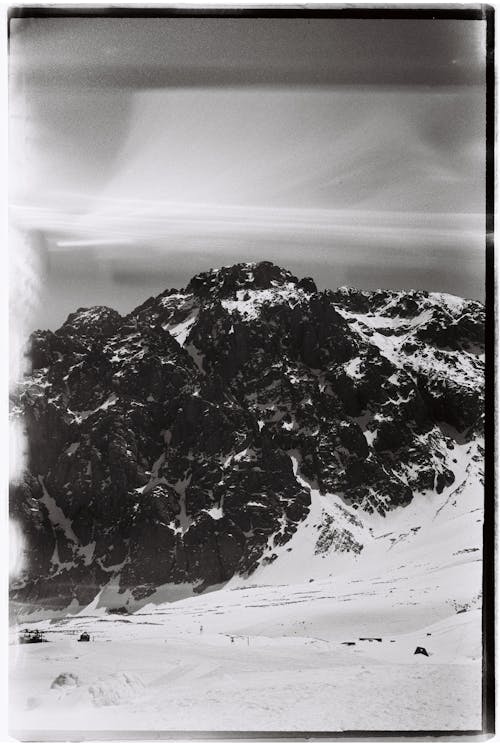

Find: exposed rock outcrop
10;262;484;615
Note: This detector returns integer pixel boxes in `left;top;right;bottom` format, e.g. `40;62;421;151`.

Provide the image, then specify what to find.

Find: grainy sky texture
9;15;487;330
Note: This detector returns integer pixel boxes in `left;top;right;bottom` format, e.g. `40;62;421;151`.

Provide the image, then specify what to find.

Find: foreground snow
10;573;482;734
10;631;481;734
10;435;483;735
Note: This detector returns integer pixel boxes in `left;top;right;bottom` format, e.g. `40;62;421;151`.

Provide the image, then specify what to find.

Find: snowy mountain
10;261;485;620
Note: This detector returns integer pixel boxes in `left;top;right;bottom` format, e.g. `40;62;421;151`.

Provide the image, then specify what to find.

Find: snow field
10;544;482;735
10;607;481;733
10;428;484;734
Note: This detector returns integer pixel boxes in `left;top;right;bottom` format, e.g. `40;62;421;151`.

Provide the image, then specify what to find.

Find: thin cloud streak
11;200;485;251
56;237;134;248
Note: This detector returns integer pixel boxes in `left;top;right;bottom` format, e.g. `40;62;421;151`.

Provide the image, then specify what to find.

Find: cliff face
10;261;484;616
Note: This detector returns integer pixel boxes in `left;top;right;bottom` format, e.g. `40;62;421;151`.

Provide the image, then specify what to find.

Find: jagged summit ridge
11;262;484;618
185;261;317;299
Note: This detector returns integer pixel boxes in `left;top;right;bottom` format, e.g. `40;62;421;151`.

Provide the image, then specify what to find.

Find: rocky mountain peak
10;261;484;619
59;306;124;339
185;261;316;299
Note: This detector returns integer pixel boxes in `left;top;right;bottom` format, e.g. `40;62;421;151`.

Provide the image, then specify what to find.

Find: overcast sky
9;15;487;331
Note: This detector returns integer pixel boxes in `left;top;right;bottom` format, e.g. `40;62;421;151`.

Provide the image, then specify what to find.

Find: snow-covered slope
10;494;482;732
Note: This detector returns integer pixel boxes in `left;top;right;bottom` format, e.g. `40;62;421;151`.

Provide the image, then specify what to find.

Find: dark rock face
185;261;300;298
10;261;484;614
